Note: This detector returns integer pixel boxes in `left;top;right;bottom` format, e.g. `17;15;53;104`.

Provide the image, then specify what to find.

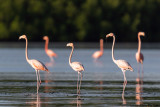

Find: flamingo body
92;51;103;59
46;49;57;57
115;60;133;71
70;62;85;72
28;59;49;72
135;52;144;64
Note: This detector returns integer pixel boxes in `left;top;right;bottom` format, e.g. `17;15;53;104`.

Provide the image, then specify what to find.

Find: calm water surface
0;48;160;106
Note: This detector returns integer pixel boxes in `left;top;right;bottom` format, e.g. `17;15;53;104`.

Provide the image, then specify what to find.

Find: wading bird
135;32;145;64
43;36;57;62
92;39;103;59
106;33;133;84
19;35;49;93
67;43;84;94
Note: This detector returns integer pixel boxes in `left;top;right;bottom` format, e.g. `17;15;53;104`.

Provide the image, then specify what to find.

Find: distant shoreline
0;42;159;49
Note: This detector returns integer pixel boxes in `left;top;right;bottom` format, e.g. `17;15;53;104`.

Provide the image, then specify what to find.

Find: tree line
0;0;160;42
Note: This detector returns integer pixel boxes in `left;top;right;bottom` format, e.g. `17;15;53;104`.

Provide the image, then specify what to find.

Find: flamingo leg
49;56;54;62
77;72;79;94
37;70;41;84
36;70;39;94
137;63;140;74
78;72;82;94
122;70;127;84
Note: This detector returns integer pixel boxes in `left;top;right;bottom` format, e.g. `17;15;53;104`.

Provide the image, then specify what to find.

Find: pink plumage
92;39;103;59
19;35;49;93
43;36;57;62
135;32;145;64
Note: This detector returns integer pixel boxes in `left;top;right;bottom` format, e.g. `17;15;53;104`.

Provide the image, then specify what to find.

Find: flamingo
66;43;85;94
92;39;103;59
106;33;133;84
19;35;49;93
43;36;57;62
135;32;145;64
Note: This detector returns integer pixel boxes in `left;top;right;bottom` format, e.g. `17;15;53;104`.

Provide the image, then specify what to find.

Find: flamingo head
43;36;49;40
106;33;114;38
19;35;27;40
66;43;73;47
138;32;145;37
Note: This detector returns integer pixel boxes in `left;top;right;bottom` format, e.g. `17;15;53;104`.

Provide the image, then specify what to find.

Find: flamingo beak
66;44;70;46
106;35;110;38
19;36;23;40
106;33;114;38
143;33;145;37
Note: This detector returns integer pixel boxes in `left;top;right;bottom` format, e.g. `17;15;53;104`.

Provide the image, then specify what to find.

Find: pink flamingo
43;36;57;62
19;35;49;93
106;33;133;84
92;39;103;59
67;43;85;94
135;32;145;64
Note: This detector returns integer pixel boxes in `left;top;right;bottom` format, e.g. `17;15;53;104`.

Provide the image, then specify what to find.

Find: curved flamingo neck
100;39;103;52
69;45;74;65
45;39;49;52
24;37;29;62
138;35;141;53
112;36;116;63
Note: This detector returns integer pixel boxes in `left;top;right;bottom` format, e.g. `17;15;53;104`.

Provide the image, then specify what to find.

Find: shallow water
0;48;160;106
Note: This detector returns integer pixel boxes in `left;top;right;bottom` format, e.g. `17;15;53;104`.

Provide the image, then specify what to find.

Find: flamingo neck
112;36;116;63
44;39;49;52
69;45;74;65
100;39;103;52
138;35;141;53
25;37;29;62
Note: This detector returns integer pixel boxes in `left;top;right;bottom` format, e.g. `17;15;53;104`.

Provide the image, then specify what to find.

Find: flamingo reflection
45;61;54;67
77;96;82;107
135;70;143;105
95;81;103;90
122;82;127;105
44;72;54;93
70;95;82;107
27;94;41;107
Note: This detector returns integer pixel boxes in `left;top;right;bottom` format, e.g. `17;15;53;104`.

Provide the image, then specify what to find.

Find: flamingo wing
115;60;133;71
47;49;57;57
29;59;49;72
71;62;85;72
140;53;144;62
